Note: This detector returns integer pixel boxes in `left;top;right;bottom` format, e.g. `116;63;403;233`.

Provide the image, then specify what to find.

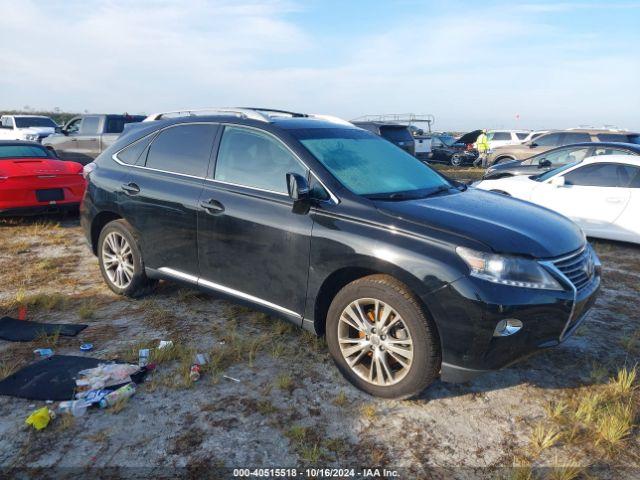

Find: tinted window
630;168;640;188
379;126;413;143
0;145;53;159
295;128;450;197
540;147;590;166
516;132;529;140
597;134;630;143
215;126;307;193
534;133;563;146
491;132;511;141
562;132;591;145
116;134;156;165
80;116;101;135
145;124;216;177
592;147;634;157
14;117;57;128
105;116;145;134
564;163;637;187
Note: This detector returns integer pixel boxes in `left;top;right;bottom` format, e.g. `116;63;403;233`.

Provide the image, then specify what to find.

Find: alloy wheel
337;298;414;386
101;232;134;289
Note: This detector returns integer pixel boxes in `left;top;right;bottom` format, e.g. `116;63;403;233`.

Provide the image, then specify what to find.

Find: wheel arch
310;260;441;343
90;210;123;255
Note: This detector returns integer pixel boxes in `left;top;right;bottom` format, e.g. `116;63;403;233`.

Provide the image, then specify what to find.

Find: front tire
97;219;157;297
326;275;441;399
450;154;463;167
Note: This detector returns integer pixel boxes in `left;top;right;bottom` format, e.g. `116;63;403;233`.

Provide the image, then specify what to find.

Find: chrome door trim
158;267;302;319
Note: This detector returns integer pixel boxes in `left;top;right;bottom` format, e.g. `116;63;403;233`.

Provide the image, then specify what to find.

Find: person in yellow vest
473;129;490;168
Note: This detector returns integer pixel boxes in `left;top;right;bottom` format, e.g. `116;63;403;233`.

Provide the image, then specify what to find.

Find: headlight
456;246;563;290
24;134;39;141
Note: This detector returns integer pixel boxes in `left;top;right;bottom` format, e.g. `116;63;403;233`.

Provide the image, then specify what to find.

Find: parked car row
0;115;58;142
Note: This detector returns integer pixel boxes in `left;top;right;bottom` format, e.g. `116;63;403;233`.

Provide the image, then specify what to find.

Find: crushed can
189;364;201;382
139;348;150;367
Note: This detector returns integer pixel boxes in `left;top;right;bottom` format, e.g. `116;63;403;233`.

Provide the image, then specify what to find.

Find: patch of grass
55;413;76;431
545;366;638;459
275;373;295;393
529;423;561;456
547;459;584;480
333;391;348;407
77;302;96;320
360;404;377;420
34;330;60;349
2;291;69;314
257;400;278;415
0;359;21;379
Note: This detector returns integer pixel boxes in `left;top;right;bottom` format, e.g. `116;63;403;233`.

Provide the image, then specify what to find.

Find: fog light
493;319;522;337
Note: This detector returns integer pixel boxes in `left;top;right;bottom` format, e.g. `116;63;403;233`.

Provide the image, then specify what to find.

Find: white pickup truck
0;115;58;142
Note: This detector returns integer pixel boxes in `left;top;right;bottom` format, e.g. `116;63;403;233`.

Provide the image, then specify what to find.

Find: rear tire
97;219;157;297
326;275;441;399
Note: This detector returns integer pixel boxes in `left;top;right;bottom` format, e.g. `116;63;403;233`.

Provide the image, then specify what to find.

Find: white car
475;155;640;244
0;115;58;142
487;130;530;149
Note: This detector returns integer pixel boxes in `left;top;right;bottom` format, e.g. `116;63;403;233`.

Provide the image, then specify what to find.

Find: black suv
81;108;601;399
352;121;416;156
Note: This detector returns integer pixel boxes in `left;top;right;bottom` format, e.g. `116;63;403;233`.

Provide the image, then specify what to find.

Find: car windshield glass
293;128;451;198
0;145;53;159
439;135;457;146
14;117;57;128
535;161;580;182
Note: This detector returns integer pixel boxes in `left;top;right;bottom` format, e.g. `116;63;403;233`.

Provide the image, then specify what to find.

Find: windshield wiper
422;185;451;198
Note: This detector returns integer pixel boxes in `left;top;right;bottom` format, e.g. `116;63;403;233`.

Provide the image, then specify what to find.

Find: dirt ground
0;177;638;478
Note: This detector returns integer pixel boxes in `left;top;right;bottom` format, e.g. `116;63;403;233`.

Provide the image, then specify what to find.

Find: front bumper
426;251;601;382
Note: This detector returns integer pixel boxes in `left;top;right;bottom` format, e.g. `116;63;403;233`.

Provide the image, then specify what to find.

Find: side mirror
550;176;565;187
529;142;538;148
286;172;310;202
538;159;551;168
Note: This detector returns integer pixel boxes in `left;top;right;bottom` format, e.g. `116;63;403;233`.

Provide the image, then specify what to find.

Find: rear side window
592;147;633;156
597;134;630;143
516;132;529;140
562;132;591;145
105;116;144;134
116;134;156;165
215;126;307;193
80;116;101;135
491;132;511;141
564;163;638;187
379;127;413;143
534;133;563;146
145;124;217;177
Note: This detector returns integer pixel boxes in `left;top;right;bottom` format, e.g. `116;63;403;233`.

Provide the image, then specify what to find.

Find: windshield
379;126;413;143
293;128;451;198
0;145;54;159
14;117;57;128
535;161;580;182
438;135;457;146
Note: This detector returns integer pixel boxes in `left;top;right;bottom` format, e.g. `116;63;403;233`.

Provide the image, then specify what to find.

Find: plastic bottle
58;400;89;417
98;383;136;408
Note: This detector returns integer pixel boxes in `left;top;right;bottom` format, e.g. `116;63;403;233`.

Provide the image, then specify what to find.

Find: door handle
200;198;225;214
606;197;623;204
70;138;78;142
121;182;140;195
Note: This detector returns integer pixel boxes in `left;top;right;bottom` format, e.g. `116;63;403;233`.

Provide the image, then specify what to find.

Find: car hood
456;129;482;145
20;127;56;135
374;188;584;258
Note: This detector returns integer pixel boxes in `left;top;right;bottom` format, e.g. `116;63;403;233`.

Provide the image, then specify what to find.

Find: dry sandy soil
0;178;638;479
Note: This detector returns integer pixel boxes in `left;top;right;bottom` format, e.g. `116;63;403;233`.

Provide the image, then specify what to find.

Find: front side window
563;163;638;187
145;124;217;177
534;133;562;146
561;132;591;145
541;147;590;166
597;134;630;143
516;132;529;140
294;128;450;197
80;116;101;135
65;118;82;134
215;126;307;194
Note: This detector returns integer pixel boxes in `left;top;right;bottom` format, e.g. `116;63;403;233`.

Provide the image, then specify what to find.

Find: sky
1;0;639;131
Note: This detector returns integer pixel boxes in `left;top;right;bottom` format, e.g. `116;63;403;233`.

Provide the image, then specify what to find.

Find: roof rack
351;113;435;131
143;107;353;126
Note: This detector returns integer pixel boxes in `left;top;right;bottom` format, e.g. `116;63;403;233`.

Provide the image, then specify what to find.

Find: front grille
552;247;595;292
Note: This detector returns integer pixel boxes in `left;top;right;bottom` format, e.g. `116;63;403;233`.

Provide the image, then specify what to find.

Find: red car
0;141;86;216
